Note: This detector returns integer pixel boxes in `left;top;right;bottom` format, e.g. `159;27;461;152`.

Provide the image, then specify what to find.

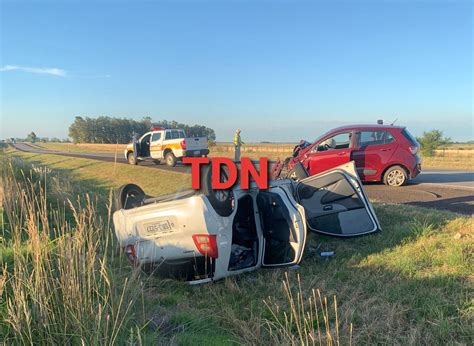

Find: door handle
380;148;392;152
337;151;347;156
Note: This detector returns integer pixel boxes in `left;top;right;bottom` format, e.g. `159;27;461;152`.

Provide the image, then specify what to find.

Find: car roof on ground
329;124;405;132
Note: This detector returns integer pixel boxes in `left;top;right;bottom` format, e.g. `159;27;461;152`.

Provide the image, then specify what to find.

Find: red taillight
192;234;218;258
180;140;187;150
125;244;137;263
409;145;419;155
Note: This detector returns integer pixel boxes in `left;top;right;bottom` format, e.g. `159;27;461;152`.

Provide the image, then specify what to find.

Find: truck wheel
116;184;146;210
383;165;407;187
165;152;177;167
200;165;233;216
127;152;137;165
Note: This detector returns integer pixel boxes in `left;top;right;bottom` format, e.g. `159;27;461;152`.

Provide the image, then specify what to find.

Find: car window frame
151;132;162;142
357;130;396;147
312;131;354;153
171;130;180;139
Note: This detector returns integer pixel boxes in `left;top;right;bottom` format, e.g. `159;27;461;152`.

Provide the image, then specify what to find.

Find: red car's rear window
401;128;418;146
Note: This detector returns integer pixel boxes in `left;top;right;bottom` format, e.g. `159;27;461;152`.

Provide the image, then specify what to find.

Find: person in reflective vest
233;129;244;161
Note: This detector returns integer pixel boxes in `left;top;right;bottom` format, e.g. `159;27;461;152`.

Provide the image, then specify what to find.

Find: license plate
194;150;200;156
142;219;175;236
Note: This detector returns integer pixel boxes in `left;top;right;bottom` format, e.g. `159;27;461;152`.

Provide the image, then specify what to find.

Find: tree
417;130;451;156
26;131;38;143
68;116;216;144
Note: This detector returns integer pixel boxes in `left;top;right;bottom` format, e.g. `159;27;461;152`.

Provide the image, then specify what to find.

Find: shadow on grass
407;195;474;214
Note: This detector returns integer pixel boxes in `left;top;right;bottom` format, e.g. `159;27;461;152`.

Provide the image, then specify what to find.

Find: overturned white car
113;162;381;284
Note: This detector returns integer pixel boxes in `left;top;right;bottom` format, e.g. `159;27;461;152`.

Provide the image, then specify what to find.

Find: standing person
233;129;244;161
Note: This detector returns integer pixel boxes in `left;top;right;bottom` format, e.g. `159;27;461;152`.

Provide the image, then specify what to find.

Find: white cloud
0;65;67;77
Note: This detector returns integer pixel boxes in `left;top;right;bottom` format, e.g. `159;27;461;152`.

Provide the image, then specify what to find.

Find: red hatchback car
287;125;421;186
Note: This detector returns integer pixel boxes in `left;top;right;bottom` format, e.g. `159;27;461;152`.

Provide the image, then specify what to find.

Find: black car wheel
116;184;146;210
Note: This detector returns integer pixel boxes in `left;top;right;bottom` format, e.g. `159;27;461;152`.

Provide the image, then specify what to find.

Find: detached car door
295;161;381;237
256;188;306;267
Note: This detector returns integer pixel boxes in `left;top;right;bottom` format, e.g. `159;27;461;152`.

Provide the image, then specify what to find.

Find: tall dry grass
0;157;143;344
264;273;352;346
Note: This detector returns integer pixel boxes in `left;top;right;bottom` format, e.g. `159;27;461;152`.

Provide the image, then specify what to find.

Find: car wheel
165;152;177;167
383;165;407;187
116;184;146;210
200;165;233;216
127;152;137;165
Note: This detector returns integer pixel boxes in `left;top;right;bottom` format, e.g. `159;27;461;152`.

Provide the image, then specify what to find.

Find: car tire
200;165;233;216
165;152;177;167
116;184;146;210
383;165;407;187
127;152;137;165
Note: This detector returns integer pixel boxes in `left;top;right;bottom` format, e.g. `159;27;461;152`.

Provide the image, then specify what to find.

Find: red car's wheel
383;165;407;187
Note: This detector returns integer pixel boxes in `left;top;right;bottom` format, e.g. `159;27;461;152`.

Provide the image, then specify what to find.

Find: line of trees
68;116;216;144
21;132;70;143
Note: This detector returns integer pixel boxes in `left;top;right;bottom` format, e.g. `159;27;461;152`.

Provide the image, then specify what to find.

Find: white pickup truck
125;127;209;166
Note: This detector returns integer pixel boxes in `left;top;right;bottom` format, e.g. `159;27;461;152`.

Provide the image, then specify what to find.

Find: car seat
321;138;336;150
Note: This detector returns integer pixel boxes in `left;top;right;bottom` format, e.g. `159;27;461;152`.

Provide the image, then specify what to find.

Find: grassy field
1;148;473;344
35;142;473;171
421;155;473;171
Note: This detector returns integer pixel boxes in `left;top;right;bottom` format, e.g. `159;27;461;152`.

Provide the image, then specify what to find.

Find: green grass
1;148;473;344
4;147;190;197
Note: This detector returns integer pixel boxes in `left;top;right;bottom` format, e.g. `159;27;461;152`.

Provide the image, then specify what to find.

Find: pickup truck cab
125;127;209;166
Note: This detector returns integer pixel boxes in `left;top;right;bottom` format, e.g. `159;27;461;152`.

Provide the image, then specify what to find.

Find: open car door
132;136;139;160
257;188;306;267
295;161;381;237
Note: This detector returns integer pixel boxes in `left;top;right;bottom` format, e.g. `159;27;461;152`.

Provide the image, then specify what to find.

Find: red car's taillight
125;244;137;263
192;234;218;258
409;145;419;155
180;140;187;150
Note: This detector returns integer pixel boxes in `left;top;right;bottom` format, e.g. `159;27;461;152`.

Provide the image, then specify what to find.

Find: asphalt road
10;142;474;215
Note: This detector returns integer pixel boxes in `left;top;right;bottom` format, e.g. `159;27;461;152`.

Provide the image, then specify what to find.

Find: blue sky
1;1;472;142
